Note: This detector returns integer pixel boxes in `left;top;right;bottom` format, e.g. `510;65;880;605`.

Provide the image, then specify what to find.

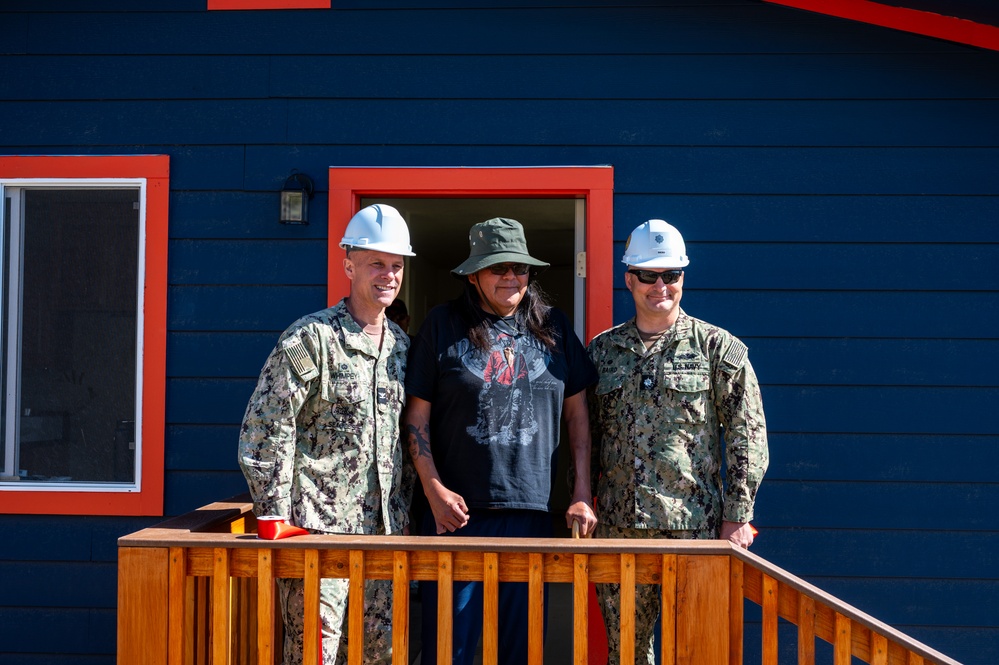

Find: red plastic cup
256;515;286;540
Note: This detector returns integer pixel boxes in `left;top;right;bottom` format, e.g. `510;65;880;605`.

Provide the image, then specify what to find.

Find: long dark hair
456;278;557;351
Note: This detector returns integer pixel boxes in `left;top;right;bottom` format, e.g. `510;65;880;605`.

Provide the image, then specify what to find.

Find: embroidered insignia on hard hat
655;234;664;244
722;340;748;370
283;337;319;381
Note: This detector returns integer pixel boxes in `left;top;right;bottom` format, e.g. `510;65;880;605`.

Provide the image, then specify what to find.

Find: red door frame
327;166;614;342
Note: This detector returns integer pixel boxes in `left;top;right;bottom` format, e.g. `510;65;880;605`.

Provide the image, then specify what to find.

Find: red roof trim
208;0;330;10
762;0;999;52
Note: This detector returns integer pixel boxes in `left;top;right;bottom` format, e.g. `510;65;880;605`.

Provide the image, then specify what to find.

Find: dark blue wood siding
1;1;997;663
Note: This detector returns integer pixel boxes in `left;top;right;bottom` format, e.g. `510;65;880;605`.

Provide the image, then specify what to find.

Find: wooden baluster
798;594;815;665
908;652;924;665
528;552;544;665
437;551;454;665
212;548;231;665
871;632;889;665
195;576;209;665
257;549;275;665
393;550;411;665
762;574;778;665
619;552;636;665
168;547;186;665
348;550;365;665
184;576;197;665
729;557;743;665
573;553;589;665
483;552;499;665
303;549;321;665
834;612;851;665
660;554;676;665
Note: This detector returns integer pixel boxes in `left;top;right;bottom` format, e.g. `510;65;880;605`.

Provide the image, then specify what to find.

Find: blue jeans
419;509;552;665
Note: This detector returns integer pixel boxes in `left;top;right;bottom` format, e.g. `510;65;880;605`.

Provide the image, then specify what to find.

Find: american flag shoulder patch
284;337;319;381
722;340;747;370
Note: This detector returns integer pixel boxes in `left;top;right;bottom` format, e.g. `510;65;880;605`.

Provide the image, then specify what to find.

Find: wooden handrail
117;497;963;665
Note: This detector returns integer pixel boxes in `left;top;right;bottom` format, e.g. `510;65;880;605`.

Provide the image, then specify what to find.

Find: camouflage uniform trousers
595;523;717;665
277;576;393;665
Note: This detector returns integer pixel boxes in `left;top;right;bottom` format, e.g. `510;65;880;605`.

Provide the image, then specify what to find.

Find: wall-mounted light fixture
279;170;315;225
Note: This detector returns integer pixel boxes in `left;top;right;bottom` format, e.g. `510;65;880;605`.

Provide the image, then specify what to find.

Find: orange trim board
327;166;614;343
0;155;168;516
762;0;999;52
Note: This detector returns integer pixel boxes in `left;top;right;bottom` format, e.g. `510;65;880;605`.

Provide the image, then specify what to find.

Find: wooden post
676;555;729;665
118;547;169;665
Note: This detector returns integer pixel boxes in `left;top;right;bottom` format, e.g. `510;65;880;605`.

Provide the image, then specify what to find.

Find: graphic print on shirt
462;330;549;446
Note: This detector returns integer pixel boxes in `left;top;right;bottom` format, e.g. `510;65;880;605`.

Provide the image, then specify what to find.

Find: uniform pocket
665;371;711;423
323;379;367;433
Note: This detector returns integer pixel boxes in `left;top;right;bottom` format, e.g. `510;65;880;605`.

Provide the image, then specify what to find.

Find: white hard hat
339;204;416;257
621;219;689;269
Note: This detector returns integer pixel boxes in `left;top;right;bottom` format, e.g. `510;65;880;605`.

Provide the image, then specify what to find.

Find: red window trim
0;155;168;516
327;166;614;343
208;0;330;10
762;0;999;52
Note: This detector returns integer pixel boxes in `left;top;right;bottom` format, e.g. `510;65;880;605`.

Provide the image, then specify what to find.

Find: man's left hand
720;521;755;548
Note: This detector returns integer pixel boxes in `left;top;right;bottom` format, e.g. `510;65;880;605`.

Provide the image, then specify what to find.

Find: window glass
3;188;138;484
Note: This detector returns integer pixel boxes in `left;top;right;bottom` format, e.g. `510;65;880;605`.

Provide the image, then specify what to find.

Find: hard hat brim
339;241;416;257
623;256;689;269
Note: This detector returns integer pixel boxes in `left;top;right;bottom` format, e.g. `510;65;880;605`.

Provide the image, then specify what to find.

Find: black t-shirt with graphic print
405;301;596;512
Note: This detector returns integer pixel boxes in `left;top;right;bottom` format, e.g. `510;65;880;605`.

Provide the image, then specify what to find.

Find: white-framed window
1;183;143;487
0;155;168;516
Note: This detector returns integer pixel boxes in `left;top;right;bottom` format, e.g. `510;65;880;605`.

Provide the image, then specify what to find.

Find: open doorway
328;167;614;664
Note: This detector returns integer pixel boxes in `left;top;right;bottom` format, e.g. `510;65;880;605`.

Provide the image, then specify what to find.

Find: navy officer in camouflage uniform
587;219;769;665
238;204;416;665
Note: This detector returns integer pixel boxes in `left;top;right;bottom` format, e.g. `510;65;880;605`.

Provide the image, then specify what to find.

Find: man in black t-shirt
404;217;597;665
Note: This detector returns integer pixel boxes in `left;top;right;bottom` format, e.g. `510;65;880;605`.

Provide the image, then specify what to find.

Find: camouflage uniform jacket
587;309;768;531
238;299;413;535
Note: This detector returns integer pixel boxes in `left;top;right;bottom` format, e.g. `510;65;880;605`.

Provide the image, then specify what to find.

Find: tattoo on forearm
406;423;433;460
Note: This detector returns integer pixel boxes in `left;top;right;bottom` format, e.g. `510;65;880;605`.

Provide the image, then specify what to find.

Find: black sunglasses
627;269;683;285
488;263;531;276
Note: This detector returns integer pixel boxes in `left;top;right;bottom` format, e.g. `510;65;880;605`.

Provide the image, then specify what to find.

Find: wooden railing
118;497;962;665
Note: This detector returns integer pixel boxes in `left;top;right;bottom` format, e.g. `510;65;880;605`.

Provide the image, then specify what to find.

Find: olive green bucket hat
452;218;550;276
